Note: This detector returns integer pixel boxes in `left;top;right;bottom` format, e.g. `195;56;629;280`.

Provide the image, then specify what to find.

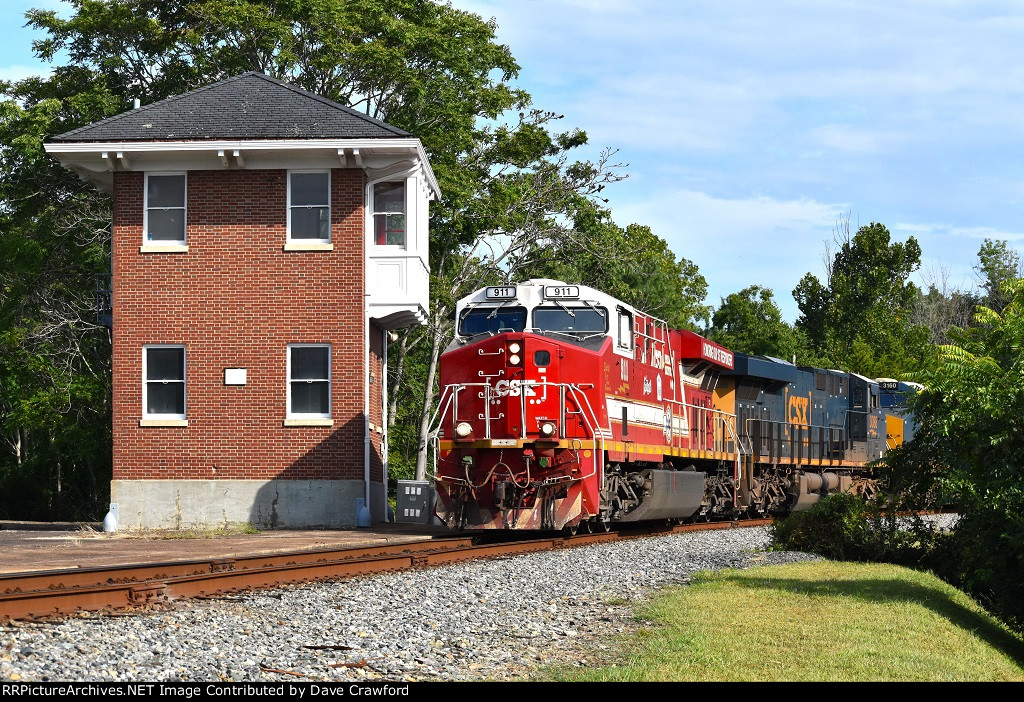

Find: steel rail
0;520;772;623
0;537;478;594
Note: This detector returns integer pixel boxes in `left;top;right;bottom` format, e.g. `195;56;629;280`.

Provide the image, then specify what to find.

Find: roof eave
44;137;441;200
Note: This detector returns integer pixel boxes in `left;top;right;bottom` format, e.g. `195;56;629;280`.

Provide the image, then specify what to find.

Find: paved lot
0;522;447;574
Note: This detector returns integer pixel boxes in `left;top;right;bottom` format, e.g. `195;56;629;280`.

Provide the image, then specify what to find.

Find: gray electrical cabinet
396;480;436;523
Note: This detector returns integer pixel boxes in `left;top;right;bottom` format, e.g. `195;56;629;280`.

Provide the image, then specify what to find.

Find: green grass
540;561;1024;682
110;523;262;539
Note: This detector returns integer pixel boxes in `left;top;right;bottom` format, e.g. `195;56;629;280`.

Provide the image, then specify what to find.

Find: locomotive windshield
532;306;608;336
459;306;527;337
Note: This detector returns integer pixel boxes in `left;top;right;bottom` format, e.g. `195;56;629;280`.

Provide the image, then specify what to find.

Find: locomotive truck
429;280;916;532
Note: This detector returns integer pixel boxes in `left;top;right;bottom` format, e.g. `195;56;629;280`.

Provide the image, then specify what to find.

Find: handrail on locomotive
430;377;742;490
429;380;607;485
740;407;886;463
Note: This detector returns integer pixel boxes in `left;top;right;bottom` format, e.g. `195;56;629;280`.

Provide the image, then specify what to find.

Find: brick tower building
45;73;437;529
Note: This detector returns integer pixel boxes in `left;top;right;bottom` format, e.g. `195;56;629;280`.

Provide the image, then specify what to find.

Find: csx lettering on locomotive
788;395;809;426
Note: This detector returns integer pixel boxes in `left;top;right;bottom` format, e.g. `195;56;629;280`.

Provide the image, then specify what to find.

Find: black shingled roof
50;72;411;142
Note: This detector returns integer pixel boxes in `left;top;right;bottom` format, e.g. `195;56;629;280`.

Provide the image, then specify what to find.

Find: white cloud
898;222;1024;243
608;189;848;321
614;190;844;237
0;64;49;83
808;124;908;154
6;0;1016;321
450;2;1024;308
464;0;1024;154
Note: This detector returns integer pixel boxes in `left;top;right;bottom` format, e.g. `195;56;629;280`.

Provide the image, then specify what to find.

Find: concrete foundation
110;479;387;530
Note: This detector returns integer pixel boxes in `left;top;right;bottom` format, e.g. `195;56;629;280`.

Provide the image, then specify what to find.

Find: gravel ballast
2;526;819;682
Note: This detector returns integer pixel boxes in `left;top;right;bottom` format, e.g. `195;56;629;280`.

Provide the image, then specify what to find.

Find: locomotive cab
877;378;923;445
450;281;619;353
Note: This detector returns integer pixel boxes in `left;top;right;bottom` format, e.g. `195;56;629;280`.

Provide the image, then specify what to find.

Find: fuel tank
615;469;706;522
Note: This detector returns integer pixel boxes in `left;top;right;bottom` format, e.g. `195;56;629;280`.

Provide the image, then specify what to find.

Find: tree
910;265;980;346
3;0;641;497
24;0;533;243
793;220;929;377
908;241;1024;349
405;140;626;480
975;238;1023;312
534;220;711;331
707;285;810;361
885;279;1024;631
0;95;113;519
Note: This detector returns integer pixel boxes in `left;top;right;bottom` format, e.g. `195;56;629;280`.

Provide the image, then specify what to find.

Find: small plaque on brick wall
224;368;247;385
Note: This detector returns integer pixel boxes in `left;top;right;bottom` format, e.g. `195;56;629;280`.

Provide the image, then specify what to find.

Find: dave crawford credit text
1;683;412;697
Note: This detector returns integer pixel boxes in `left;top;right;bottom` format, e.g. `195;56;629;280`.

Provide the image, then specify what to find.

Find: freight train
429;280;919;532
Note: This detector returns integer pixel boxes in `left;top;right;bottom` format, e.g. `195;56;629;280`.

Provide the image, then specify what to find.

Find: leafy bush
879;280;1024;633
923;508;1024;633
770;492;942;565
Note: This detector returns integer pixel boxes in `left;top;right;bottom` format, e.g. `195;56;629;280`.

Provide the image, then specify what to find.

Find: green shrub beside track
769;492;944;564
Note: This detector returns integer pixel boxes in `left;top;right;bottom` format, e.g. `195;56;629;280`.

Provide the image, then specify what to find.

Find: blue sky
4;1;1024;322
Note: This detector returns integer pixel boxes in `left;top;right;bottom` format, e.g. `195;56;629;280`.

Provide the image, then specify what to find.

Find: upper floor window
288;344;331;418
288;171;331;243
143;345;186;419
373;181;406;246
145;173;186;244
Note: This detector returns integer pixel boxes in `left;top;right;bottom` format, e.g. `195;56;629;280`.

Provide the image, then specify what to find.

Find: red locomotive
430;280;908;531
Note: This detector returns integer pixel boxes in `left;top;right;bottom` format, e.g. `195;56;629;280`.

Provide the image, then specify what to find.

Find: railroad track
0;519;771;624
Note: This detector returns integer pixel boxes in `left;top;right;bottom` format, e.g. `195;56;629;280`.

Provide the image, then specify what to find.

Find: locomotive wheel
564;522;579;537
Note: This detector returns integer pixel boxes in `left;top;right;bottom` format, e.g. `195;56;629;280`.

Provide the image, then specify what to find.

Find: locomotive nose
440;332;564;444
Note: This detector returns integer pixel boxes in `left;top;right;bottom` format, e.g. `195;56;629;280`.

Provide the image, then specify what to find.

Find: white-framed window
144;173;187;244
373;181;406;246
288;171;331;243
143;345;186;419
287;344;331;418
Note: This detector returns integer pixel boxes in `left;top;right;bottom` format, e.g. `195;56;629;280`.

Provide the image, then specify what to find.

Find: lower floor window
144;345;186;418
288;344;331;417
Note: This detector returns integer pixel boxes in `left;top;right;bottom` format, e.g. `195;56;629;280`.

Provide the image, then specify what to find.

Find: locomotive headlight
508;342;521;354
455;422;473;438
509;354;521;365
539;422;556;437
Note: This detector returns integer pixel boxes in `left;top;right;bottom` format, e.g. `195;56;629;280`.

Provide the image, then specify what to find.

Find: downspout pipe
382;327;392;522
360;293;371;527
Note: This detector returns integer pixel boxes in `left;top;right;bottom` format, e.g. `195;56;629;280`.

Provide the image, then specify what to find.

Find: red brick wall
112;168;382;482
